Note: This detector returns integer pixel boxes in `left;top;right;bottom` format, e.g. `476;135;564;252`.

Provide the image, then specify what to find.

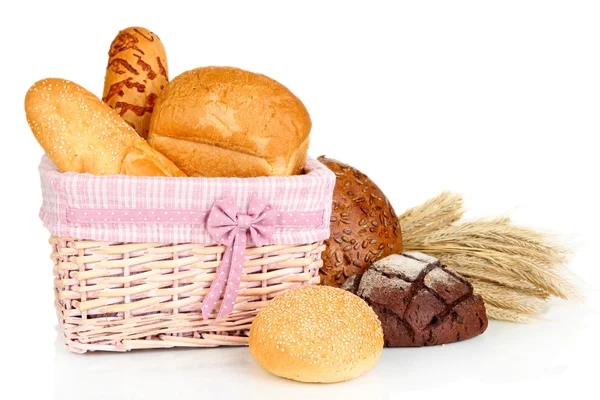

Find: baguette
25;78;185;177
102;27;168;139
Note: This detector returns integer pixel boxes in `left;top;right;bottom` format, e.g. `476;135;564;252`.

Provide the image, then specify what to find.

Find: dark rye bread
342;252;488;347
318;156;403;287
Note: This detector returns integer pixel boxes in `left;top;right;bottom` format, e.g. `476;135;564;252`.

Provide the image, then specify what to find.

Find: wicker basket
40;156;335;353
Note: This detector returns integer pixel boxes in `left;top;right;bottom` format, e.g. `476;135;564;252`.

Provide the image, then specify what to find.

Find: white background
1;1;599;399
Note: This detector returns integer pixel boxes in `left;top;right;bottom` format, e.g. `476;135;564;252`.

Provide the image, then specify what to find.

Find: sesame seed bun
249;285;384;383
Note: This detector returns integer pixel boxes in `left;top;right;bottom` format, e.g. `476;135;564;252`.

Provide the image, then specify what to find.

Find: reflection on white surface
52;299;595;400
53;338;387;399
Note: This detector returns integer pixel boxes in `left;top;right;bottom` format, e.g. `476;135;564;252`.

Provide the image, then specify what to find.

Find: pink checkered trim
39;156;335;245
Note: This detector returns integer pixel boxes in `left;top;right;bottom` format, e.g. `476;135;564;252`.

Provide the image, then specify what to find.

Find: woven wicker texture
51;236;324;353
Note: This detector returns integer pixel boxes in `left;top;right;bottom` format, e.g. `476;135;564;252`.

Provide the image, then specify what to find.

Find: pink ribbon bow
201;197;276;320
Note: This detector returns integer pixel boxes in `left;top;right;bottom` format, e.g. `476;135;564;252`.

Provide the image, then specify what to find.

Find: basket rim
39;155;335;246
39;155;335;182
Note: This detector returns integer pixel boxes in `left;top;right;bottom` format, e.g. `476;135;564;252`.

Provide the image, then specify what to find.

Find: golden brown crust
318;156;403;287
102;26;168;139
147;135;309;177
147;66;311;177
249;286;383;383
25;78;185;177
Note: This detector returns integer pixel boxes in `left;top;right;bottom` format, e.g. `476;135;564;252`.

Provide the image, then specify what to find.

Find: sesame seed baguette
25;78;185;177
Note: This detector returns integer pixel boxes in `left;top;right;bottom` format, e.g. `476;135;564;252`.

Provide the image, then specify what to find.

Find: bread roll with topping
147;66;311;177
25;78;185;177
102;26;168;139
249;285;383;383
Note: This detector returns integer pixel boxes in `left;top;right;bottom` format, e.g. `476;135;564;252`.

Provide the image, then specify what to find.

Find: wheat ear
400;192;579;323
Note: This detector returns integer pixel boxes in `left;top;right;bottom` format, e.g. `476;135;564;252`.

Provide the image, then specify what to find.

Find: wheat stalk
468;278;547;314
399;191;464;237
400;192;579;322
440;254;549;297
411;219;568;264
484;304;533;323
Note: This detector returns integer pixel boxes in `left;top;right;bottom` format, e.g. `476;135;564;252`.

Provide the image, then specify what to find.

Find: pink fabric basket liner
39;156;335;245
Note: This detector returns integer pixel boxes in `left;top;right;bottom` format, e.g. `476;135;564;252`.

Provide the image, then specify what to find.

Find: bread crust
318;156;403;287
102;27;168;139
147;66;311;177
249;286;383;383
25;78;185;177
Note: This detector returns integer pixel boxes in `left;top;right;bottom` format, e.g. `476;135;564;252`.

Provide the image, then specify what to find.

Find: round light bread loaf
147;66;311;177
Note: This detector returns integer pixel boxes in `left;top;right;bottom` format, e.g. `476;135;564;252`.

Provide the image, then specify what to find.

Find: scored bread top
25;78;185;177
147;66;311;177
